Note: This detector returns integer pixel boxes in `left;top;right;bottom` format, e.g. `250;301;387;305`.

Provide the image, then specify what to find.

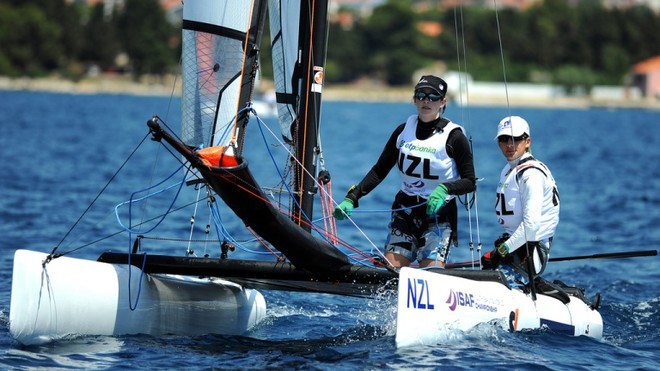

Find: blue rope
115;165;188;311
348;202;427;214
114;164;186;234
208;198;269;255
127;252;148;311
253;113;312;224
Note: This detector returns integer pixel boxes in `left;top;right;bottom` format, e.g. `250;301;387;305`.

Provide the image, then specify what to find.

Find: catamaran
12;0;654;348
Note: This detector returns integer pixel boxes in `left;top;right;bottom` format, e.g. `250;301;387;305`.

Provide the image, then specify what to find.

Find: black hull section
98;252;508;297
202;160;352;273
147;118;350;274
98;252;395;297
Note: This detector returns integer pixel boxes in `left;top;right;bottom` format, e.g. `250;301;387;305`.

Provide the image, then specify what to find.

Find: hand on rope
481;234;511;269
497;242;510;256
333;198;354;220
481;250;500;270
481;242;510;270
426;184;448;215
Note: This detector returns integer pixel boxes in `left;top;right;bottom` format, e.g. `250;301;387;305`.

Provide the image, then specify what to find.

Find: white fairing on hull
10;249;266;345
396;267;602;348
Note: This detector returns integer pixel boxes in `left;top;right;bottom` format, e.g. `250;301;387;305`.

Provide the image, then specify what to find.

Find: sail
147;0;350;272
268;0;299;143
181;0;267;153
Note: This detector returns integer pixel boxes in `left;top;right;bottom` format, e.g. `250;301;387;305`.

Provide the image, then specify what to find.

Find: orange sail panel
198;146;239;167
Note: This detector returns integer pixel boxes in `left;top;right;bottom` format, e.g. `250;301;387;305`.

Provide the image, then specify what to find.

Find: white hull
396;267;603;347
9;249;267;345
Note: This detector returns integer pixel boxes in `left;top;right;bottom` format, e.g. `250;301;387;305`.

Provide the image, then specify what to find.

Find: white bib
396;115;463;199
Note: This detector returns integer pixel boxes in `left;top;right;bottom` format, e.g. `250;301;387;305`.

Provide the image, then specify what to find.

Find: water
1;91;659;370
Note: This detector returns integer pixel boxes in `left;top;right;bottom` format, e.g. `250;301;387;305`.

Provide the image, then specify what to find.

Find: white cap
495;116;530;139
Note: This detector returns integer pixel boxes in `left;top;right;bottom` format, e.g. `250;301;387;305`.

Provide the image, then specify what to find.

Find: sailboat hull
9;249;266;345
396;267;603;347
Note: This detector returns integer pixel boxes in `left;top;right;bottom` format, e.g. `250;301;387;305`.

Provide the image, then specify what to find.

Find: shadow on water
174;324;388;355
2;325;389;368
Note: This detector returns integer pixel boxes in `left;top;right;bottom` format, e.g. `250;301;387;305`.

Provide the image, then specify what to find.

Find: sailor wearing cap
333;75;476;268
482;116;560;286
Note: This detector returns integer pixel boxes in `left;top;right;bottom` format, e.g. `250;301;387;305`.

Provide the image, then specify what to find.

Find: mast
234;0;269;154
293;0;329;231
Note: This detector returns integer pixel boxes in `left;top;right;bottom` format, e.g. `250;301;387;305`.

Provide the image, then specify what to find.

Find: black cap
414;75;448;97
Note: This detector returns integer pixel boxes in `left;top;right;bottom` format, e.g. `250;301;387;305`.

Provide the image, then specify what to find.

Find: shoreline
1;76;657;110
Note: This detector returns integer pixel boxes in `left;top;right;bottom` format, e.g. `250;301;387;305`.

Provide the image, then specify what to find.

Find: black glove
481;249;502;270
494;233;510;248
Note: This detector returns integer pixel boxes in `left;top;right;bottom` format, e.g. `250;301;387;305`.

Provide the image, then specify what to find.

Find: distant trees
0;1;66;77
324;0;660;89
81;3;122;72
434;1;660;87
0;0;658;90
362;0;427;85
114;0;177;76
0;0;177;79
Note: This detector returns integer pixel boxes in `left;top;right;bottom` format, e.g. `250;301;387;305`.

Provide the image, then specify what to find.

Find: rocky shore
0;75;179;97
1;75;657;110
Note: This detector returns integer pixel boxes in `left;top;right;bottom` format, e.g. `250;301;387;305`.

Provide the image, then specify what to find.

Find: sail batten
183;20;248;41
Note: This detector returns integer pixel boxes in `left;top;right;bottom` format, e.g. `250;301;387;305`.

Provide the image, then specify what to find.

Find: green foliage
600;45;630;85
326;22;370;83
0;4;62;77
364;0;424;84
80;4;122;71
0;0;177;78
115;0;178;77
0;0;658;88
553;65;597;94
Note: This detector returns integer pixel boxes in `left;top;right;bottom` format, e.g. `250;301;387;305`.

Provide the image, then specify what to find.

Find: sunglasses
414;91;444;102
497;135;528;143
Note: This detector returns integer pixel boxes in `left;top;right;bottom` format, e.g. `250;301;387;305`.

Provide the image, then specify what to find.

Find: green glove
426;184;448;215
497;242;510;257
333;198;354;220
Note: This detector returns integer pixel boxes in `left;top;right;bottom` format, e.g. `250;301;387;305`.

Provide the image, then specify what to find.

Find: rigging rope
113;165;187;235
442;1;525;269
493;0;512;113
450;4;482;267
250;112;391;267
46;132;151;260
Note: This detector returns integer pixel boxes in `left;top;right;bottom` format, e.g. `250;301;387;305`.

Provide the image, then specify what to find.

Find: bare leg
384;252;411;268
419;259;445;268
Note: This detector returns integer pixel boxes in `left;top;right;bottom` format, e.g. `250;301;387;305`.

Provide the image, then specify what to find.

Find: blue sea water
0;90;659;370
